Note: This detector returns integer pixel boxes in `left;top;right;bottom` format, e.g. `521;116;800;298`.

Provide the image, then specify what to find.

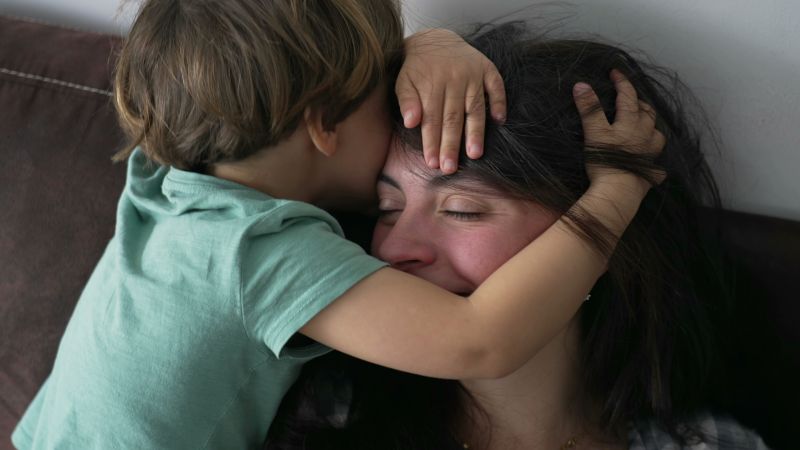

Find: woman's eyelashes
377;197;402;223
377;193;490;224
440;197;488;221
442;211;483;220
376;205;485;223
377;209;400;221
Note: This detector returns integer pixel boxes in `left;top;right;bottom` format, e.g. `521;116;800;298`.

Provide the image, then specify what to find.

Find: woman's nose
375;220;436;272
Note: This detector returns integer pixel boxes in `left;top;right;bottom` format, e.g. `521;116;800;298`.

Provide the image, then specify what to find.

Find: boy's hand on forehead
397;28;506;175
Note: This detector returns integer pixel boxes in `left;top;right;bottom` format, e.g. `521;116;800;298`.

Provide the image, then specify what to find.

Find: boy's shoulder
124;148;343;236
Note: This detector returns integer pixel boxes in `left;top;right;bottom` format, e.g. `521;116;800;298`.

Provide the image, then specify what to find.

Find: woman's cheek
370;224;389;255
445;213;557;286
442;230;522;286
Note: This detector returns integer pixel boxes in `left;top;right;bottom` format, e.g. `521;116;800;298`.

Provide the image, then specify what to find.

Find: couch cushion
0;16;125;448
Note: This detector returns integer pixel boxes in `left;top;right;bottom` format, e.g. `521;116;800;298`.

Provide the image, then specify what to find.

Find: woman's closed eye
442;210;483;221
377;210;401;226
377;198;403;223
440;197;488;221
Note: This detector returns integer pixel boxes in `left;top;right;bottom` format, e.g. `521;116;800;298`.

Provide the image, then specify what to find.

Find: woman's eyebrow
429;175;507;198
429;174;479;191
380;171;490;195
377;174;401;189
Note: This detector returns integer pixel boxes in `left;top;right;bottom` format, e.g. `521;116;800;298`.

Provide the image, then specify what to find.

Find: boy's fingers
650;129;667;153
484;64;507;123
420;87;445;169
573;82;609;134
395;75;423;128
610;69;639;123
648;131;668;185
438;89;466;174
638;100;656;126
464;83;486;159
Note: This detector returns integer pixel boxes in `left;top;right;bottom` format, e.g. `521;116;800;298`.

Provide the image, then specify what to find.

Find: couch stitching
0;67;112;96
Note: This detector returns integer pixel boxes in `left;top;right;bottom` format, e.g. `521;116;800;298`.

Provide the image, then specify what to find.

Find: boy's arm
302;72;665;380
396;28;506;174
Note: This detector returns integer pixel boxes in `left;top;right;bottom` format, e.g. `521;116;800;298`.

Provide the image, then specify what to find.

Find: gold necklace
461;436;578;449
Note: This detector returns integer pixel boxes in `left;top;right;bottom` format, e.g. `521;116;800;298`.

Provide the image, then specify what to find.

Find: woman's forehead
389;143;509;191
378;171;500;196
380;166;509;202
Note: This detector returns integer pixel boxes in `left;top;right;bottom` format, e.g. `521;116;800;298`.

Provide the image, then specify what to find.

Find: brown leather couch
0;16;797;450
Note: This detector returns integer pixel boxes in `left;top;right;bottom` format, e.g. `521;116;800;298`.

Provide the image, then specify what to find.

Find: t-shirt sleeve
240;215;387;358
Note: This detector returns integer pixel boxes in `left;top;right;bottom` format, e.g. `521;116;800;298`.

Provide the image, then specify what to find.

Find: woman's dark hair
266;21;726;449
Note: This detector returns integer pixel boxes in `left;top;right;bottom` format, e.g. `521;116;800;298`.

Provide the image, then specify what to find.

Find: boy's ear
304;107;338;157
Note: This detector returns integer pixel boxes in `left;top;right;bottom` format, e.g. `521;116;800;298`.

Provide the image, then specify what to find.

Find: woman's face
371;141;559;295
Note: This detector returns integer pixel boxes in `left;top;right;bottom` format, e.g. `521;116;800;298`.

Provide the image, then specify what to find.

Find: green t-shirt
12;149;387;449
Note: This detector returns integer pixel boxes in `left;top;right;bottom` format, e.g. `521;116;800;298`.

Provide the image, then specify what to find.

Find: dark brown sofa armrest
0;16;125;449
700;208;800;450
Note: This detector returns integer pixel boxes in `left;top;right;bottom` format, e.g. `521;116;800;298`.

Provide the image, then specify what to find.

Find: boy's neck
209;127;324;205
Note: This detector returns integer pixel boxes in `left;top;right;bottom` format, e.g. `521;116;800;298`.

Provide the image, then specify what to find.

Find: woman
266;22;767;449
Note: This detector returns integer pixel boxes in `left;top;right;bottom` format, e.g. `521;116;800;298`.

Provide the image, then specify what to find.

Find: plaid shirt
629;412;770;449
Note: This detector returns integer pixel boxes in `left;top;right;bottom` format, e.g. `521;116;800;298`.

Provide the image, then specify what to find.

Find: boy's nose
375;223;436;273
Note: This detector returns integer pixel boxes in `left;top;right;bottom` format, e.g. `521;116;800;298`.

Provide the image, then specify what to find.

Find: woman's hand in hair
573;69;667;197
397;28;507;175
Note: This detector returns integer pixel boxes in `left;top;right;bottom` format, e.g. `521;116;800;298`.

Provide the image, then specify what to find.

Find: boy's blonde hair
113;0;403;171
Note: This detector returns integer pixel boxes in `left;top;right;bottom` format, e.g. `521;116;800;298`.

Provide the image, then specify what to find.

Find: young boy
13;1;664;449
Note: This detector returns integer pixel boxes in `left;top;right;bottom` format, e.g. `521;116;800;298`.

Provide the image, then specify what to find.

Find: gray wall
2;0;798;220
0;0;131;34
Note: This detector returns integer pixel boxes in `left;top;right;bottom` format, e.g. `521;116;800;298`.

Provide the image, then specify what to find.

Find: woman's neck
457;320;611;450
